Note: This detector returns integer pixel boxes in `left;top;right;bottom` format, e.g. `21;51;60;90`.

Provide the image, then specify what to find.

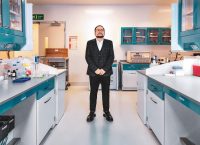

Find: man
85;25;114;122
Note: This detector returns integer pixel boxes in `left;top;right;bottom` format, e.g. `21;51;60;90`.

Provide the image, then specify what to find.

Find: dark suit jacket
85;39;114;76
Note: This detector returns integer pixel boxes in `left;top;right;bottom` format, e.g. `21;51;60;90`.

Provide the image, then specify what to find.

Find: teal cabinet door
135;27;147;44
181;0;194;32
147;28;159;44
178;0;200;50
121;27;134;44
160;28;171;45
0;0;26;51
0;0;2;27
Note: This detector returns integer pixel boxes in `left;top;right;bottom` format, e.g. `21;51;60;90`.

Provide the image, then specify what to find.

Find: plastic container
193;65;200;77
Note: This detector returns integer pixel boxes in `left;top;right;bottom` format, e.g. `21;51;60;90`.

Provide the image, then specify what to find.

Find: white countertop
0;75;55;105
149;75;200;105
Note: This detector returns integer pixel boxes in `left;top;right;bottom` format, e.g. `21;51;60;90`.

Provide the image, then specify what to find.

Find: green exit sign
33;14;44;20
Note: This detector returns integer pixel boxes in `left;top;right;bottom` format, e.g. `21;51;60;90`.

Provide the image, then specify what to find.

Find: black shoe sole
87;114;96;122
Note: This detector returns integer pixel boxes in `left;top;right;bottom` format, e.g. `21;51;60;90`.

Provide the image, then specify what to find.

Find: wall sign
33;14;44;20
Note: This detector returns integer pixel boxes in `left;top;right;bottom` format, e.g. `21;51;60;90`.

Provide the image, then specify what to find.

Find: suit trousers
89;75;110;112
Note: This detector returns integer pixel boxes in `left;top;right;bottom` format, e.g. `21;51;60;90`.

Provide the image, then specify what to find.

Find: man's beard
96;36;104;38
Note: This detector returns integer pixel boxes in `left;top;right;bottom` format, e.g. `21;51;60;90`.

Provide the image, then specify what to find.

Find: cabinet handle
9;119;14;123
2;125;8;131
178;97;185;102
44;97;52;104
21;96;27;101
150;97;157;104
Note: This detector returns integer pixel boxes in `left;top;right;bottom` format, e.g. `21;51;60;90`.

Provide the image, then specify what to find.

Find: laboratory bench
0;75;58;145
137;71;200;145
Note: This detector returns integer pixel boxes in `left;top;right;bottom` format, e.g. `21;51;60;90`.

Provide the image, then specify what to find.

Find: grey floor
42;86;160;145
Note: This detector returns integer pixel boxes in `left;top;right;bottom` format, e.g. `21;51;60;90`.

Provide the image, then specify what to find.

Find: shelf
162;36;171;37
7;138;21;145
136;36;146;38
149;36;158;37
10;10;20;16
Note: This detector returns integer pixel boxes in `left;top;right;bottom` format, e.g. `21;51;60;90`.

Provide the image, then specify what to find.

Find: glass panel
122;29;133;44
136;29;146;43
161;29;171;44
9;0;22;31
148;29;159;44
0;0;2;26
182;0;193;31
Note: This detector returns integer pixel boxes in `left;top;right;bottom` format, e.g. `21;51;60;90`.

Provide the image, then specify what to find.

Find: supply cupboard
0;0;26;51
178;0;200;50
121;27;171;45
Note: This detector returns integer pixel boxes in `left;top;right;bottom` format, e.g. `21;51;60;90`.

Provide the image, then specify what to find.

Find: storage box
0;121;9;142
0;116;15;133
193;65;200;77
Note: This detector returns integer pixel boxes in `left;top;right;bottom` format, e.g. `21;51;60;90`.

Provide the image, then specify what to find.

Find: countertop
0;75;55;105
148;75;200;105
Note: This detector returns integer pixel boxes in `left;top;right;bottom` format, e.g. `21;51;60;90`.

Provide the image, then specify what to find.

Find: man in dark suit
85;25;114;122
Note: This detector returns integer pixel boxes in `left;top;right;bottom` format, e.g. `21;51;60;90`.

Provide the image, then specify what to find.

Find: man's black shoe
103;111;113;122
86;112;96;122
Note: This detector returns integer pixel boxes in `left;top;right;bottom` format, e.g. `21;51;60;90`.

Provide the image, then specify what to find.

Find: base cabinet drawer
37;90;55;144
122;70;137;90
147;90;164;145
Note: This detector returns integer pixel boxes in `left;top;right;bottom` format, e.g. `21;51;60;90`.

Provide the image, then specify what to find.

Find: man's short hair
94;25;105;31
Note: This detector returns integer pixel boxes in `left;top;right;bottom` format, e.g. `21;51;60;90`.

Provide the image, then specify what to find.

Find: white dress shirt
96;39;104;51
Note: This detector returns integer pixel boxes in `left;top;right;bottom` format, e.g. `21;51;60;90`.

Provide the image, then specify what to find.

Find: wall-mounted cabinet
0;0;2;27
121;27;134;44
135;28;147;44
121;27;171;45
178;0;200;51
0;0;26;51
147;28;159;44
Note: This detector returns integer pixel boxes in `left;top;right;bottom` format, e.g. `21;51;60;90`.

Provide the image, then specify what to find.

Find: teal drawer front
148;78;164;100
112;64;117;67
122;64;149;70
37;78;55;100
165;88;200;116
0;93;31;115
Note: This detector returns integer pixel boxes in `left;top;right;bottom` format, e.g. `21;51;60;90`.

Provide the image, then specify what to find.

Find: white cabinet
37;90;55;145
55;72;66;124
136;73;147;124
122;70;137;90
147;90;164;145
165;94;200;145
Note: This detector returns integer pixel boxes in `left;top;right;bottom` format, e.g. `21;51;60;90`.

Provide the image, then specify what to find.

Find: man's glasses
96;29;104;32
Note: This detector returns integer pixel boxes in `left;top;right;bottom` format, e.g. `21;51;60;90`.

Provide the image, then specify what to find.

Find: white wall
33;5;172;84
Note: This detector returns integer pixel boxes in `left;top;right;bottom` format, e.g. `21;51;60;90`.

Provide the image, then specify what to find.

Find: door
147;90;164;145
121;27;133;44
181;0;194;31
0;0;2;27
38;22;65;56
37;90;55;145
9;0;22;31
147;28;159;44
160;28;171;44
137;73;147;124
122;70;137;90
135;28;147;44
